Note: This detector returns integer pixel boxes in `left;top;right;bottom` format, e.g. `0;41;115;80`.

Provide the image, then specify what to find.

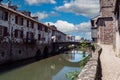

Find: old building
66;35;75;42
91;16;100;43
0;3;67;64
91;0;116;44
50;25;66;42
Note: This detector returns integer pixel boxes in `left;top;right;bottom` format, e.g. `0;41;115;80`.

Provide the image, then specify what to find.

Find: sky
2;0;100;40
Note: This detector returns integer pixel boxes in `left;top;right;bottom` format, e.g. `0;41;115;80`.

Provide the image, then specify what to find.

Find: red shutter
20;31;23;38
3;27;8;36
14;30;18;38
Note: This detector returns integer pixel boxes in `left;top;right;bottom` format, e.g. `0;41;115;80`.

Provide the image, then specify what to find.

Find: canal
0;49;89;80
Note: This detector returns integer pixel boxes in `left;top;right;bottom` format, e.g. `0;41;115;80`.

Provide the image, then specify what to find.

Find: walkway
100;44;120;80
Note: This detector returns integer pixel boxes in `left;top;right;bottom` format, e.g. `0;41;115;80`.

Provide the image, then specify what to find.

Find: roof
0;4;53;29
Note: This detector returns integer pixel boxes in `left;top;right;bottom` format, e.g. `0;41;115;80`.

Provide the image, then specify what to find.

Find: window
4;12;8;21
14;29;23;38
3;27;8;36
38;24;43;30
0;27;3;36
31;22;34;28
38;34;41;40
19;17;23;25
15;16;18;24
26;32;34;39
0;11;2;20
45;27;48;32
27;20;29;27
0;11;8;21
0;27;8;36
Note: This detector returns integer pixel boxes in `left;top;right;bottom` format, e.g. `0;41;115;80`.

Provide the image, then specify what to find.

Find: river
0;49;89;80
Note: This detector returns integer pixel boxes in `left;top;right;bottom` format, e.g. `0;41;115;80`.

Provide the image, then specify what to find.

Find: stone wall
0;42;53;65
77;45;102;80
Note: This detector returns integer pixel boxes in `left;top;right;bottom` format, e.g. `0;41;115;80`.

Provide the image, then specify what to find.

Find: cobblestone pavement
100;44;120;80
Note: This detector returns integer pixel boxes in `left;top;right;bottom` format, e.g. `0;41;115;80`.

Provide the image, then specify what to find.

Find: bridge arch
43;46;49;58
35;49;41;60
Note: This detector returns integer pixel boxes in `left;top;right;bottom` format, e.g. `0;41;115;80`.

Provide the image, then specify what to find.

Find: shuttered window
31;22;34;28
15;16;18;24
20;18;24;26
27;20;29;27
0;27;8;36
3;27;8;36
0;27;3;36
38;34;41;40
4;12;8;21
20;31;23;38
26;32;29;39
15;29;18;38
14;29;23;38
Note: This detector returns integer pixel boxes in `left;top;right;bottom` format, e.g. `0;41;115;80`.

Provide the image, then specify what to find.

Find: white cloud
25;0;56;5
55;0;100;18
76;22;91;32
32;12;48;20
32;11;59;20
45;20;91;39
45;20;91;33
86;32;91;40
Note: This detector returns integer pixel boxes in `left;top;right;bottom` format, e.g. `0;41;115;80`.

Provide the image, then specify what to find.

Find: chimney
19;11;31;17
8;0;11;7
48;23;50;26
32;16;38;20
9;5;18;10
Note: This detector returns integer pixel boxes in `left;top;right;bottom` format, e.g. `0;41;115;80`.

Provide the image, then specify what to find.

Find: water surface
0;49;88;80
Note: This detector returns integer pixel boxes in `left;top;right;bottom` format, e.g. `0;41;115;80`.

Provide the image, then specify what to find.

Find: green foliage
65;71;79;80
79;55;90;68
76;40;87;52
80;40;87;51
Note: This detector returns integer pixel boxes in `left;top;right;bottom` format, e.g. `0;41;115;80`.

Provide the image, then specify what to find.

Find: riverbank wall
77;45;102;80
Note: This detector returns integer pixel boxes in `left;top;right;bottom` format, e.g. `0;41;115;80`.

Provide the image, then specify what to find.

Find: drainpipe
8;6;12;61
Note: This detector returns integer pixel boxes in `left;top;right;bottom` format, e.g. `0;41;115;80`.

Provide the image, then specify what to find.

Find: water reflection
0;49;89;80
62;49;89;63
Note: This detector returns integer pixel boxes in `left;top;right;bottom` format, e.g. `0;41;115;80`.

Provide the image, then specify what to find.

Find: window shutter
21;31;23;38
5;12;8;21
15;16;18;24
38;34;41;40
31;33;34;39
26;32;29;39
31;22;34;28
14;29;18;38
3;27;8;36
